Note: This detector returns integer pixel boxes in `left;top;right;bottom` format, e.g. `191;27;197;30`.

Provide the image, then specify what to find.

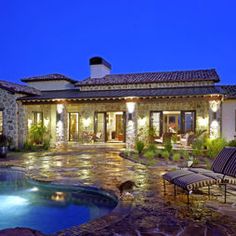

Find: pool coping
0;166;134;236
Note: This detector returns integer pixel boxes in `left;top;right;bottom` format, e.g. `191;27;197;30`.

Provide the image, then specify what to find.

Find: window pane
184;112;195;132
96;113;105;142
33;112;43;124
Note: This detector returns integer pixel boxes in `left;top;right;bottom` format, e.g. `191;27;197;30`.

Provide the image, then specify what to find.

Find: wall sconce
128;113;133;121
83;117;91;128
57;104;64;114
209;100;220;112
138;117;146;127
198;117;208;127
126;102;136;113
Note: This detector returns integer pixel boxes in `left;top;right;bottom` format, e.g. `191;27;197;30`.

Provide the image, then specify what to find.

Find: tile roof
21;73;77;83
221;85;236;98
0;80;40;95
18;86;223;101
76;69;220;86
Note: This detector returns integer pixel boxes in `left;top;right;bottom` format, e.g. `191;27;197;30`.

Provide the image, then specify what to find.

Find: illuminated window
0;110;3;135
33;112;43;125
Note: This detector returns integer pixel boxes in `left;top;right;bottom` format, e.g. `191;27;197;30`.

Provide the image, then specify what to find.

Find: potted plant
0;135;8;158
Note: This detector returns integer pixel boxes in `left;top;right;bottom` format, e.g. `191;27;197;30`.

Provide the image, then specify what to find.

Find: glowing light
0;196;29;209
51;192;66;202
28;187;39;192
83;117;91;128
210;120;219;139
138;117;146;127
44;118;50;127
198;117;208;127
28;119;32;128
57;104;64;114
126;102;136;113
209;100;220;112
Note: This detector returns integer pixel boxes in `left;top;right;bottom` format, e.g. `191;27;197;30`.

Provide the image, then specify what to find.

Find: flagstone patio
0;147;236;236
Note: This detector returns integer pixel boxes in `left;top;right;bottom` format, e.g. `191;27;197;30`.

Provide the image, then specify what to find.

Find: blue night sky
0;0;236;84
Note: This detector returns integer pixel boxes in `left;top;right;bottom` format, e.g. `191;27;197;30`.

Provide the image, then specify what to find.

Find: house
1;57;236;149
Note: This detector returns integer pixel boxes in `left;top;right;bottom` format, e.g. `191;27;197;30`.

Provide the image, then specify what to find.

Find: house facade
1;57;236;149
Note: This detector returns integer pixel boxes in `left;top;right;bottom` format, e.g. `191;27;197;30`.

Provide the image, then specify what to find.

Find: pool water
0;169;117;234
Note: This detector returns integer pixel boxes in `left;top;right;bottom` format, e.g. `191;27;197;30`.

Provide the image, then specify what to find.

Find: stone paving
0;147;236;236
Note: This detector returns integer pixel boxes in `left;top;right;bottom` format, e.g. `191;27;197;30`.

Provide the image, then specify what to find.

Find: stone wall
23;97;210;148
0;89;19;147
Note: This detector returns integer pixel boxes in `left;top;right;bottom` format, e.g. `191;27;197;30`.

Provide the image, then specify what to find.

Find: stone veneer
0;88;27;148
23;97;211;148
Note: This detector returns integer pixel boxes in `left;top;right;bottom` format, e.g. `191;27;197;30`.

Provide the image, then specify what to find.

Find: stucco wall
26;80;75;91
222;99;236;141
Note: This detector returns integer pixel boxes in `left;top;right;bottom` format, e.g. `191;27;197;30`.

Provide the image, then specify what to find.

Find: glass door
68;113;79;141
94;112;106;142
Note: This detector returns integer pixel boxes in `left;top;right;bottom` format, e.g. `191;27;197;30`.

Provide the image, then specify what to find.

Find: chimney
89;57;111;79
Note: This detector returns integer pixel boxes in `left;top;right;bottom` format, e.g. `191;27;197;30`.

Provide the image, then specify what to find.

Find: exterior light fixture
83;117;91;128
209;100;220;112
126;102;136;121
57;104;64;114
138;117;146;127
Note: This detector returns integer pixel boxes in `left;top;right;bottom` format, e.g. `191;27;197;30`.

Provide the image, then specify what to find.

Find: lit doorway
106;112;125;142
94;111;126;142
68;113;79;141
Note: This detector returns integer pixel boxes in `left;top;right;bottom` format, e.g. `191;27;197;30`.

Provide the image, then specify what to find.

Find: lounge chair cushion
172;173;217;191
211;147;236;173
163;170;193;182
222;151;236;177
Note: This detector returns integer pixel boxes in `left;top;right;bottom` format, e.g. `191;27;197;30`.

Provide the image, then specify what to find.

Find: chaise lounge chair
162;147;236;203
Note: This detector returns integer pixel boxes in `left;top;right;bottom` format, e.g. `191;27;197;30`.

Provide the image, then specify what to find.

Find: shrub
228;139;236;147
146;143;158;153
144;150;155;159
124;149;131;157
161;150;170;160
26;122;51;151
179;150;190;160
192;137;205;157
135;140;145;154
206;138;227;158
172;152;181;162
29;123;48;145
164;139;172;154
23;141;36;151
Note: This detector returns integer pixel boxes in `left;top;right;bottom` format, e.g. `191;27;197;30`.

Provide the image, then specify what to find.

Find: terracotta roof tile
21;73;77;83
76;69;220;86
0;80;40;95
19;86;223;101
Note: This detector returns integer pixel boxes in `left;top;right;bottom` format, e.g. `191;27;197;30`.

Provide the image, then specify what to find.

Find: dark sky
0;0;236;84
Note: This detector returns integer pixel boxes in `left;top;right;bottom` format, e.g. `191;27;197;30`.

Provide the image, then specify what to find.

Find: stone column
17;100;27;149
209;100;221;139
55;104;67;148
126;100;137;149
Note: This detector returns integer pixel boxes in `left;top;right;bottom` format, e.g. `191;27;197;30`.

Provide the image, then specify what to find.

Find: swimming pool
0;168;117;234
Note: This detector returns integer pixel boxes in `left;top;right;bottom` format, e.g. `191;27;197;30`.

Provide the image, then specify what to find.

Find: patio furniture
162;147;236;203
